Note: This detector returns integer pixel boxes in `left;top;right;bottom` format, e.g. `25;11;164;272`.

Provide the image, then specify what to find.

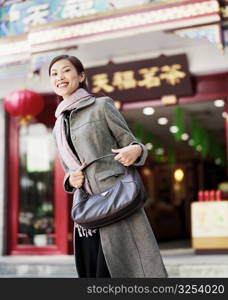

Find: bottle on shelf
215;190;222;201
204;190;209;201
209;190;215;201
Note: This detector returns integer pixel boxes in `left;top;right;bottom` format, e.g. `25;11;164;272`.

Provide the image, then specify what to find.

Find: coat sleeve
52;129;75;194
103;97;148;166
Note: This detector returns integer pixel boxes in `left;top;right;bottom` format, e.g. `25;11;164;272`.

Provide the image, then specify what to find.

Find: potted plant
33;216;53;246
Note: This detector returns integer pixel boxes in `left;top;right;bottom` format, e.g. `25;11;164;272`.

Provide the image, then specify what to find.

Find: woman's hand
112;144;142;166
69;164;86;188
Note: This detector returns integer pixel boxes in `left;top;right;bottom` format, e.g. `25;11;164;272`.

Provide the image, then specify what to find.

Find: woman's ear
79;72;86;83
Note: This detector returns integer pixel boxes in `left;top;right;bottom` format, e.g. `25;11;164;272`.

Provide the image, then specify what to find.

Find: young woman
49;54;167;278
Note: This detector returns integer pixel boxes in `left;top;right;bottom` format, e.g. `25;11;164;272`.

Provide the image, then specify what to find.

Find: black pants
74;229;111;278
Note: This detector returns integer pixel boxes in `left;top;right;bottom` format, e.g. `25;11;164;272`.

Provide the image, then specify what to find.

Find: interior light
181;133;189;141
214;99;225;107
215;158;222;165
155;148;164;155
142;168;152;176
196;145;202;152
146;143;153;150
222;112;228;118
158;117;168;125
143;107;155;115
169;126;179;133
174;168;184;182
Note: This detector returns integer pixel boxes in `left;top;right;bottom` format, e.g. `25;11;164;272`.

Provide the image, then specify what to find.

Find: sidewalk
0;239;227;277
159;239;228;277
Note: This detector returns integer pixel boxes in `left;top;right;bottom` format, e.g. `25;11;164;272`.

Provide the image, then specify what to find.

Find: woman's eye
51;73;57;76
64;69;70;72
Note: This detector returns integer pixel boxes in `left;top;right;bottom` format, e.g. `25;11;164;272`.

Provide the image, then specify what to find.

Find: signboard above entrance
86;54;193;102
0;0;154;37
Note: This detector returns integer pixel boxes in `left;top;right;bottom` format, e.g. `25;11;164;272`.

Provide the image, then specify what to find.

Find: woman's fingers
115;154;135;166
69;170;85;188
112;145;142;166
113;152;130;165
71;171;84;177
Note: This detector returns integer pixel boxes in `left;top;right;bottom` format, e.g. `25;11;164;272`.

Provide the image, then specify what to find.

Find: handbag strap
81;153;116;171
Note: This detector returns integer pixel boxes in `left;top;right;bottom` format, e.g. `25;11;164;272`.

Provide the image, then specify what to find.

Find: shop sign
0;0;152;37
86;54;193;102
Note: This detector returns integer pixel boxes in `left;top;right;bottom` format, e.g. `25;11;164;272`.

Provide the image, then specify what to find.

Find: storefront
1;0;228;255
121;72;227;242
4;61;227;255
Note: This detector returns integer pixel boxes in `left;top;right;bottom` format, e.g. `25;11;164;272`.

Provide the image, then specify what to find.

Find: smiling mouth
57;82;69;88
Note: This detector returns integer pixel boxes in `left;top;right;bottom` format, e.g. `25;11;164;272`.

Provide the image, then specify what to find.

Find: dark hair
48;54;88;102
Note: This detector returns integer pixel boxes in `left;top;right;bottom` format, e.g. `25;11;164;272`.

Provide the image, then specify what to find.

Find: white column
0;100;7;255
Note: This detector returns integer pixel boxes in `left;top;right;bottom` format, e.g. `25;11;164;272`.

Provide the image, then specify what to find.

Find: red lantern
4;89;44;125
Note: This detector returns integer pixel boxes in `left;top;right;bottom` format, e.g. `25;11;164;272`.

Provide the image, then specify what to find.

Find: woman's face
50;59;85;99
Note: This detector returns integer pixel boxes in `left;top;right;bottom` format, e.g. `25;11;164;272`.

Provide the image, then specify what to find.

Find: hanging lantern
4;89;44;126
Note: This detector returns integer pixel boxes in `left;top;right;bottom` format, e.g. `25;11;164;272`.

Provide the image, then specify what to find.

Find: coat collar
55;89;95;118
75;95;95;111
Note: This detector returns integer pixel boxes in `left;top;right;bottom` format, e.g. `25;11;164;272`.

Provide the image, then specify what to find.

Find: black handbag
71;154;147;229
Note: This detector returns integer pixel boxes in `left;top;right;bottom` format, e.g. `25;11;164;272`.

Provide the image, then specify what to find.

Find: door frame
7;106;69;255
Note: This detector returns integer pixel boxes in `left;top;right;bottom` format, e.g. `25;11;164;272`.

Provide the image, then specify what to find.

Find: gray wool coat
53;95;168;278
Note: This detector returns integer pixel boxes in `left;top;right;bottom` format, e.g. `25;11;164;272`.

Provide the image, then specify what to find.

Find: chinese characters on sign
23;3;49;27
91;65;186;93
0;0;153;37
86;54;193;102
61;0;96;19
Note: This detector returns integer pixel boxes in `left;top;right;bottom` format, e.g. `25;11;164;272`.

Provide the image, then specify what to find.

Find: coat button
72;135;77;141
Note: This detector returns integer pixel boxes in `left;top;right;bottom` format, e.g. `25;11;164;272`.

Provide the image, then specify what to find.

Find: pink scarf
53;88;92;195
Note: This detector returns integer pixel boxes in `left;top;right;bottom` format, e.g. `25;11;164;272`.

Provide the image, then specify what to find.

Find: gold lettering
91;73;114;93
160;64;186;86
138;67;160;88
112;71;137;90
